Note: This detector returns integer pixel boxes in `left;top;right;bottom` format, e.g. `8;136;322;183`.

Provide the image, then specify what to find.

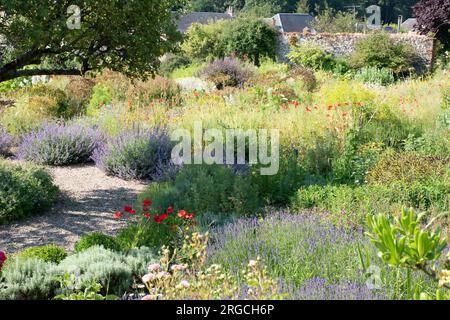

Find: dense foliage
0;161;58;224
15;245;67;264
0;0;186;82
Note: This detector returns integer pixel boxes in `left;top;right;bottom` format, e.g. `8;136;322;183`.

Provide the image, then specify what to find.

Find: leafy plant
366;208;449;299
0;257;58;300
350;33;420;75
87;84;112;117
16;245;67;264
53;274;118;300
354;67;395;86
56;246;132;296
140;164;260;216
287;41;335;71
74;232;120;253
0;160;58;224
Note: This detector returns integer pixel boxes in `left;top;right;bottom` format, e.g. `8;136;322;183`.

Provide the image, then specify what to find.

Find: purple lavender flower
92;127;175;181
199;58;255;89
0;126;12;156
17;123;104;165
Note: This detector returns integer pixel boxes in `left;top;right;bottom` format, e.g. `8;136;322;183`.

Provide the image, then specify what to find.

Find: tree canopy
0;0;186;82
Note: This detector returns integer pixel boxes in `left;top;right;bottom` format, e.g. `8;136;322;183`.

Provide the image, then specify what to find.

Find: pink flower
142;273;156;283
148;263;161;272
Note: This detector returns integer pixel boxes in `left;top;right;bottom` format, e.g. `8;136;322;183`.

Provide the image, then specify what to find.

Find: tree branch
0;68;85;82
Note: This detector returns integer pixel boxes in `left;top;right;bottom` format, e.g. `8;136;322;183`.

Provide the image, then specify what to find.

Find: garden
0;0;449;301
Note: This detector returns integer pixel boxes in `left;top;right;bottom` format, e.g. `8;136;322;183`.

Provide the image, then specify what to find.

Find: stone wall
277;32;436;70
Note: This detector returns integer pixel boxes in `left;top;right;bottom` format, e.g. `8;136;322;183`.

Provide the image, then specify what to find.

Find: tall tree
0;0;185;83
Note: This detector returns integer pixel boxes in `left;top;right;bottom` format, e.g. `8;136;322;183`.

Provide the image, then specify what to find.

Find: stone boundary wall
277;32;436;70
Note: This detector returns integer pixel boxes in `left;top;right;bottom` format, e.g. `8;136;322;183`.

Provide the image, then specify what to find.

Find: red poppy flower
143;207;149;212
154;213;168;224
327;105;333;111
178;210;187;218
144;213;151;218
166;207;174;214
123;205;133;213
113;211;122;219
185;213;195;220
143;199;152;206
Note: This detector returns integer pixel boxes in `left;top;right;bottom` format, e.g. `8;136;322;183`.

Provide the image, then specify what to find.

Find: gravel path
0;164;146;253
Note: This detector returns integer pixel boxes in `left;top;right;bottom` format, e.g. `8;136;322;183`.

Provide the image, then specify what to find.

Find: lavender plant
199;58;255;90
17;123;104;166
281;277;387;300
92;127;174;181
207;212;365;285
206;211;440;300
0;126;12;156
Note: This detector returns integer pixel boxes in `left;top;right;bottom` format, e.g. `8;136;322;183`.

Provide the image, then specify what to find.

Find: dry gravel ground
0;163;146;253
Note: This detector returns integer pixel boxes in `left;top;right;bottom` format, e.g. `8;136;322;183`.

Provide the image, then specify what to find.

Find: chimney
226;6;233;18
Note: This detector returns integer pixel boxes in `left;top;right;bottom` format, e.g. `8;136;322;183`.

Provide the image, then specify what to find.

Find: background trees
0;0;186;82
189;0;420;23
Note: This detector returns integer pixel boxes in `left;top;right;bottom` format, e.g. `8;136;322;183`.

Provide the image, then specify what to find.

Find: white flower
248;260;258;267
179;280;190;288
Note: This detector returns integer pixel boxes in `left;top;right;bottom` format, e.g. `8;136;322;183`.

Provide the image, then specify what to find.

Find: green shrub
0;161;59;224
159;54;192;76
290;180;449;228
56;246;132;296
354;67;395;86
141;164;260;216
16;245;67;264
123;246;158;277
287;41;335;71
0;257;58;300
251;149;306;206
181;21;230;62
74;232;120;253
87;83;112;116
350;33;420;75
366;152;449;185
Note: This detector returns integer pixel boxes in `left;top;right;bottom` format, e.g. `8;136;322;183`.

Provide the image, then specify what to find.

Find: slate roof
402;18;418;32
272;13;314;33
175;12;234;33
